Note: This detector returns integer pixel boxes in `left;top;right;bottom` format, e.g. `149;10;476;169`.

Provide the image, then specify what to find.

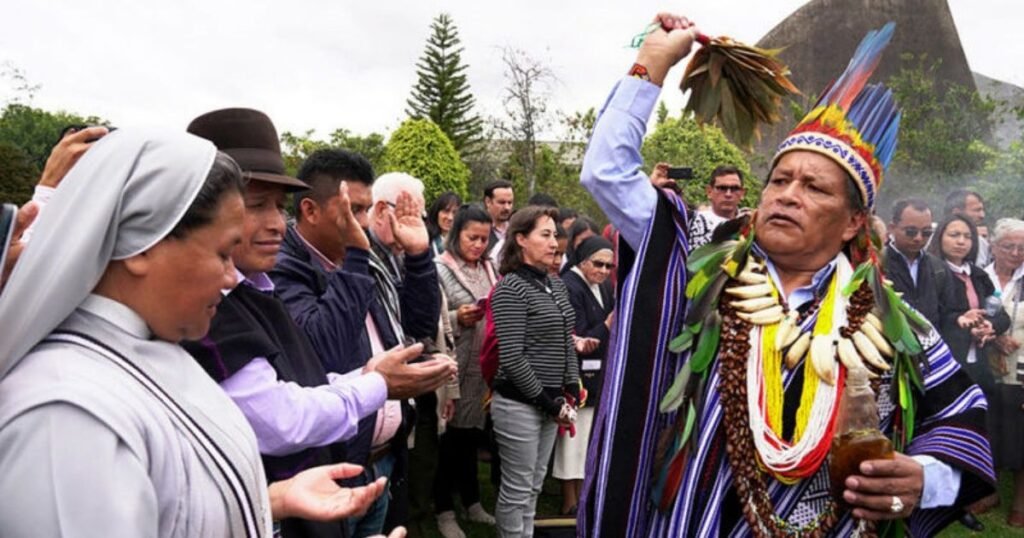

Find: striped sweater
491;266;579;412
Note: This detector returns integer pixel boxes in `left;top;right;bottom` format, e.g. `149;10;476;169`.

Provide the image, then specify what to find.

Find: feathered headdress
771;22;901;212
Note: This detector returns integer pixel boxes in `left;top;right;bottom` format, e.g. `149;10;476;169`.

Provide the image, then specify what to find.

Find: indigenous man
580;14;995;537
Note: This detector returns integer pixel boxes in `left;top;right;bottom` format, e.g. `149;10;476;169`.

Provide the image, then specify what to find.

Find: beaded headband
771;23;901;211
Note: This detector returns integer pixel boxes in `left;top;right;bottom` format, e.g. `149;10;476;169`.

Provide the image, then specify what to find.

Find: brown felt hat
187;108;309;191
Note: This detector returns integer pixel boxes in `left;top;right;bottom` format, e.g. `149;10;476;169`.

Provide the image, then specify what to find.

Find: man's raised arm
580;14;699;250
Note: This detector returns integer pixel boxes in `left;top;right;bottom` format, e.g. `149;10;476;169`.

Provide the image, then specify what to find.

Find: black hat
187;108;309;191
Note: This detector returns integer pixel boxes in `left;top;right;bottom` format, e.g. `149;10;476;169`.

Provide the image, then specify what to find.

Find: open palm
388;190;429;255
336;181;370;250
274;463;385;521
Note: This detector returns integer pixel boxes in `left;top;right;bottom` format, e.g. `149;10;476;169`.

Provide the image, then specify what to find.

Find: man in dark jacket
364;171;444;532
182;109;454;538
884;198;944;327
272;149;379;375
271;153;442;536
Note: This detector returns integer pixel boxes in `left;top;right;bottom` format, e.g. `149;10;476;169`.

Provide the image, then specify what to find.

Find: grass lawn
406;461;565;538
937;471;1019;538
408;463;1021;537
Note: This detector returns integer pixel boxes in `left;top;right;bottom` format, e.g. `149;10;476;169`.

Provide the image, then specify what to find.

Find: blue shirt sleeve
580;76;663;251
911;454;962;508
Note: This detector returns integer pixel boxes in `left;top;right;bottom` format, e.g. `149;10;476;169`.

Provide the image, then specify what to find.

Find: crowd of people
0;10;1021;538
0;104;618;538
881;190;1024;531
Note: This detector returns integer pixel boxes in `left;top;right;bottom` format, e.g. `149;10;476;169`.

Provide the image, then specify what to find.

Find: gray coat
436;254;499;430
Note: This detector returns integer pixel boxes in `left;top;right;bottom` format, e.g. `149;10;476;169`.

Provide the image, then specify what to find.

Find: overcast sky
1;1;1020;140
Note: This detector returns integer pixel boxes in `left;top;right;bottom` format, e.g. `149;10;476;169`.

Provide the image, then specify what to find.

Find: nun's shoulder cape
579;192;995;538
0;128;270;537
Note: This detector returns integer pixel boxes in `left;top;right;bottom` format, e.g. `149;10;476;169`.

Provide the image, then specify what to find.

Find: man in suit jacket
883;198;944;327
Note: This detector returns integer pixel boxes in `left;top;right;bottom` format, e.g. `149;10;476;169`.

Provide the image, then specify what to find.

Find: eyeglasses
997;243;1024;255
713;185;744;193
901;227;933;239
589;261;616;270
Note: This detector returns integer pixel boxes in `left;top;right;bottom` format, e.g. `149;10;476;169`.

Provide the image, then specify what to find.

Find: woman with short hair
490;205;579;537
983;218;1024;527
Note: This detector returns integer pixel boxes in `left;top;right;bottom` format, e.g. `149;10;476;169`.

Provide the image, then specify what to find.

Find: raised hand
268;463;386;521
40;126;109;188
650;162;675;190
388;191;429;255
635;13;700;86
336;181;370;251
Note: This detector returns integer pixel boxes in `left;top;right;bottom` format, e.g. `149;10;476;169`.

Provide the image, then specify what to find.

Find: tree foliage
487;107;606;224
0;102;106;204
641;110;758;207
880;54;999;210
405;13;482;156
976;138;1024;221
889;54;997;176
492;47;555;196
0;141;37;204
381;118;470;202
0;104;105;169
280;128;386;177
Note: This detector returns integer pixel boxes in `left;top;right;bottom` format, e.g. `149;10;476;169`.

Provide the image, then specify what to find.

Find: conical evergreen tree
406;13;482;155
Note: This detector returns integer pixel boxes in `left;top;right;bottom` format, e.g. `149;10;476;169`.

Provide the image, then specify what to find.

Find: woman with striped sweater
490;205;580;537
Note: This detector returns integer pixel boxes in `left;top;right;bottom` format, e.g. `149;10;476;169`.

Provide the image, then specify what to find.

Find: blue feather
825;23;901;177
821;22;895;109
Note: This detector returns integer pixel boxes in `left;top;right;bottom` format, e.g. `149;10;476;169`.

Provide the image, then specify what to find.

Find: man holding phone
648;163;746;248
687;165;746;247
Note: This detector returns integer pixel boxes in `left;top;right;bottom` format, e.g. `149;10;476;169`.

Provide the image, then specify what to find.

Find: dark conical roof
752;0;978;160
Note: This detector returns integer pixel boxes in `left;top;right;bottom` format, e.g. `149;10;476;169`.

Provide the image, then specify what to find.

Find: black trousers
433;426;484;513
400;392;439;530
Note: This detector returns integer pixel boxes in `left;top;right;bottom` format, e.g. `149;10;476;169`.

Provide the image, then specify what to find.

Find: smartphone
0;204;17;278
476;297;487;308
667;167;694;180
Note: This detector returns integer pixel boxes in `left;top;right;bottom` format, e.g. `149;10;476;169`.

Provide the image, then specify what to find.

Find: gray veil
0;127;216;378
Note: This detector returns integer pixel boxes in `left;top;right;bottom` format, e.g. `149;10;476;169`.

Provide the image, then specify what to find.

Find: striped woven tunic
578;77;996;537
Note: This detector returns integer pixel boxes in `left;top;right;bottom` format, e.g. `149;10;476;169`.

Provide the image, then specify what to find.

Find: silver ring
889;495;904;514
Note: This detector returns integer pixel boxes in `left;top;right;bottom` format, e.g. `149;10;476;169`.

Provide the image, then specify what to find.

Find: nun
554;235;615;515
0;128;389;537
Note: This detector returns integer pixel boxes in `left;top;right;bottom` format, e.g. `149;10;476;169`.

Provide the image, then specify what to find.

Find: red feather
658;446;690;512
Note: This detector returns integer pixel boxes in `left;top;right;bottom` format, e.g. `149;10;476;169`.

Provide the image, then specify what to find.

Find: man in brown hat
182;108;455;538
